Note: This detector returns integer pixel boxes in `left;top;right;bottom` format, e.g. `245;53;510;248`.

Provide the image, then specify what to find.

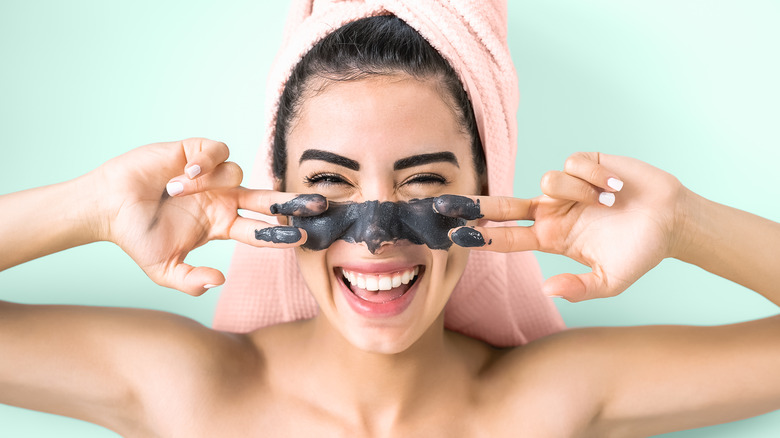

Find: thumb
147;261;225;296
542;271;620;302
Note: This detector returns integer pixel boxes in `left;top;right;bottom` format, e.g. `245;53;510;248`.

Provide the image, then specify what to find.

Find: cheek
427;244;470;306
445;246;470;282
294;248;332;298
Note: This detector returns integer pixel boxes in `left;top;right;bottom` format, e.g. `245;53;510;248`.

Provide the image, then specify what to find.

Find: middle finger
433;194;536;222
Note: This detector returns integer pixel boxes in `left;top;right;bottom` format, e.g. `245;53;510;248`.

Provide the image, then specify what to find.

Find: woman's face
283;74;481;353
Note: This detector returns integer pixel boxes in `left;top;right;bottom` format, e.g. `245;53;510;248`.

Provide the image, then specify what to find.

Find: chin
296;241;470;353
340;326;421;354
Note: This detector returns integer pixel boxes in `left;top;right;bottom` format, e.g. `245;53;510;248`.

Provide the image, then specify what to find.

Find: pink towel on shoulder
212;0;565;347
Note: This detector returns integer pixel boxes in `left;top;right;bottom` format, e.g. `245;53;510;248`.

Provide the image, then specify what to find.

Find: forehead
286;75;470;163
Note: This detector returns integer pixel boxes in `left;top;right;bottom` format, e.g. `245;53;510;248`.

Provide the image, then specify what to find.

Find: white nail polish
204;284;219;289
607;177;624;192
185;165;201;179
599;192;615;207
166;181;184;196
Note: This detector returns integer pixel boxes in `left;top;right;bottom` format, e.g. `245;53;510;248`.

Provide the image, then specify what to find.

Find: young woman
2;6;779;438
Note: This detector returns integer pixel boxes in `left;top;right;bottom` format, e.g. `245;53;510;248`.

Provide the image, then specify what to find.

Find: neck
300;313;456;425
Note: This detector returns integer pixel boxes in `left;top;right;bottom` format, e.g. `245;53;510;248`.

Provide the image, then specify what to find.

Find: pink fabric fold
212;0;565;347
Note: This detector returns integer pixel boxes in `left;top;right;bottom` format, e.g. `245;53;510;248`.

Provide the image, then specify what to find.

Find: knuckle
540;170;557;192
496;197;513;221
256;191;273;210
582;151;600;163
578;183;595;202
563;155;579;173
193;175;206;193
179;138;207;157
206;140;230;160
501;228;516;252
224;162;244;185
184;137;206;147
588;166;602;185
219;144;231;161
527;198;539;219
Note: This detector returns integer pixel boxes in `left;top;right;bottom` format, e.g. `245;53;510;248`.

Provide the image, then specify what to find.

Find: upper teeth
342;266;419;292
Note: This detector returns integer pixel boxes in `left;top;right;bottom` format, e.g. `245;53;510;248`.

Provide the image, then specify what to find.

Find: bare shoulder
118;314;327;436
474;327;620;436
102;307;263;432
0;301;263;436
474;320;780;437
128;307;261;383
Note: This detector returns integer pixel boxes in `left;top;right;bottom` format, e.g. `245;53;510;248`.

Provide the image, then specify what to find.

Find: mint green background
1;1;778;436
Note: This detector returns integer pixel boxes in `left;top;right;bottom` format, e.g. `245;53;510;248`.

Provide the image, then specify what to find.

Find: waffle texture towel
212;0;565;347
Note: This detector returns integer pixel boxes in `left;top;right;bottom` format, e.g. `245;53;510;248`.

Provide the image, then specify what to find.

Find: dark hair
272;15;486;188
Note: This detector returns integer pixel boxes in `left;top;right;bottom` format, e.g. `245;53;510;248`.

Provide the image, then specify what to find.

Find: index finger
433;194;535;222
236;188;328;217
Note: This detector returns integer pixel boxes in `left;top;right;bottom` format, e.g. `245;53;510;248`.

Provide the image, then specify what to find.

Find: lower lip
337;269;421;318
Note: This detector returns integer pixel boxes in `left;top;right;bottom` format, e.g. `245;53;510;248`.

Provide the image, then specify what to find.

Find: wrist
669;185;709;263
68;169;111;244
0;172;108;270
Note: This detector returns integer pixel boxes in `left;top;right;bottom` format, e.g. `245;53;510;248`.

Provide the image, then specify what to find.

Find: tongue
351;283;411;303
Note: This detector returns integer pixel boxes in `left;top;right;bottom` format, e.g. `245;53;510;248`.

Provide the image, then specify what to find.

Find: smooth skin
1;76;779;437
444;153;780;304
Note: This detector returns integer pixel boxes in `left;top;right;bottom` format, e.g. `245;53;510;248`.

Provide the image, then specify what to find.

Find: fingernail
547;294;563;298
185;164;201;179
599;192;615;207
204;284;219;289
450;227;486;247
255;226;303;244
433;195;483;220
269;194;328;216
607;177;623;192
166;181;184;196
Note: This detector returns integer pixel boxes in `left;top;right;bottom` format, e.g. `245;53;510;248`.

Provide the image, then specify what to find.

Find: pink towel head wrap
212;0;565;347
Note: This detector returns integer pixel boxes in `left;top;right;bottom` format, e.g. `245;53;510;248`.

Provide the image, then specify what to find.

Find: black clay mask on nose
291;198;466;253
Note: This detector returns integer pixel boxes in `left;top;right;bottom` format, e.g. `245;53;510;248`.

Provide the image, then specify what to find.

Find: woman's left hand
435;152;689;301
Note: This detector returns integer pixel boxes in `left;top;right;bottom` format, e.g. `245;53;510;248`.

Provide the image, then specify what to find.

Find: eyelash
303;173;348;187
302;173;448;187
404;173;449;186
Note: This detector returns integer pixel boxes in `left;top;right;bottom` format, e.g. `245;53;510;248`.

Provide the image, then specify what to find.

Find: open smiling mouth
337;266;422;304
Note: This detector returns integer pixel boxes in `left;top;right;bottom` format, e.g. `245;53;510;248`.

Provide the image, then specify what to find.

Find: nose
351;176;397;205
352;201;403;254
292;198;464;252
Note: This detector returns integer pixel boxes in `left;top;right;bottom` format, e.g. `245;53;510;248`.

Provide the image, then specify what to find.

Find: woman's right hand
90;138;326;295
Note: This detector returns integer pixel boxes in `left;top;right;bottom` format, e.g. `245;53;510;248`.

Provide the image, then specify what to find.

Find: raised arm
1;138;323;292
0;138;324;433
437;152;780;303
0;300;255;435
0;171;101;271
587;167;780;435
438;152;780;435
675;190;780;304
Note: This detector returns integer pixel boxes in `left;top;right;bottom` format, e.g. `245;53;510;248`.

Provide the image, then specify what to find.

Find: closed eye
303;172;350;187
403;173;449;186
303;172;448;189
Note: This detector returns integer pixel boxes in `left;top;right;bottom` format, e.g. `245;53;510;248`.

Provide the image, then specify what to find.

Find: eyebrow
299;149;360;171
393;152;459;170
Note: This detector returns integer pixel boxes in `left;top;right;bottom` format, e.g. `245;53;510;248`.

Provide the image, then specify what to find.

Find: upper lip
335;261;422;275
